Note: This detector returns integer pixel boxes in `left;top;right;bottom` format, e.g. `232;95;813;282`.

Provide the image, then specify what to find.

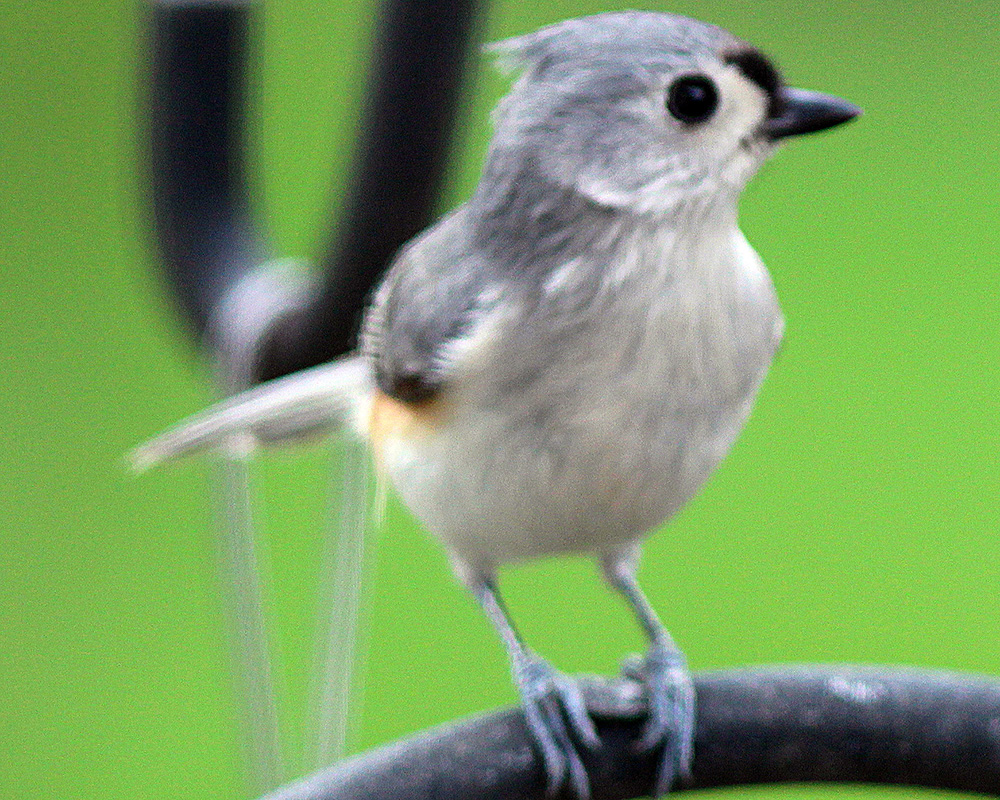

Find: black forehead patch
724;49;784;115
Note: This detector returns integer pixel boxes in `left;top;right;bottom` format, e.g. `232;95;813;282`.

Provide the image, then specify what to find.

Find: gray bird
134;11;859;797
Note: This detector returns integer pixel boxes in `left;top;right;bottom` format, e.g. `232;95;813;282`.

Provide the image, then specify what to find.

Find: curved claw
516;655;599;798
553;673;601;749
622;643;696;796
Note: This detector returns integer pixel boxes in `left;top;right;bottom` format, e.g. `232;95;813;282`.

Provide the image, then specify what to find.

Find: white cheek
714;68;770;139
703;68;772;188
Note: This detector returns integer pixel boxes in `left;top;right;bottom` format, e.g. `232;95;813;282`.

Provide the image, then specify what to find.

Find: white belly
378;232;783;574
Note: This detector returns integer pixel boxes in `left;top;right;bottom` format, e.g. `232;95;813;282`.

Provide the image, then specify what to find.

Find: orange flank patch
367;389;444;467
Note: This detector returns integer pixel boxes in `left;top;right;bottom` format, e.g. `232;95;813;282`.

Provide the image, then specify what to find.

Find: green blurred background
2;1;998;798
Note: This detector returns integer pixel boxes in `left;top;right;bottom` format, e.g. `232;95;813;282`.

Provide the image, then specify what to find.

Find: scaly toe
516;655;596;798
521;695;568;793
554;673;601;749
626;644;696;795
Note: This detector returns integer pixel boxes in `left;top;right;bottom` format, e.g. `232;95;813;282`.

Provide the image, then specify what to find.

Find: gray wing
362;207;502;403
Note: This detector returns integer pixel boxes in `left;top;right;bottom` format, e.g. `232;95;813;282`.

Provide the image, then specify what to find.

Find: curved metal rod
149;0;270;341
255;0;484;381
149;0;484;379
147;0;486;788
259;666;1000;800
149;6;283;792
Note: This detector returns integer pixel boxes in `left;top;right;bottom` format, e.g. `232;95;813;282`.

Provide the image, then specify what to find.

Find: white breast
379;224;784;576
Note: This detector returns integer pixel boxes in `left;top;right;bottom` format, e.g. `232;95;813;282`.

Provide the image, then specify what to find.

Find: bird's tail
131;354;379;772
130;356;372;471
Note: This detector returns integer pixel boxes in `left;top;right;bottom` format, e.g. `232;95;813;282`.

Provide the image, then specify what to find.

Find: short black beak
763;87;861;139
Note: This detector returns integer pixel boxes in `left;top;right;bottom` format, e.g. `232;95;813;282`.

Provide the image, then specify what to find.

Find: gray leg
601;552;695;796
469;575;599;799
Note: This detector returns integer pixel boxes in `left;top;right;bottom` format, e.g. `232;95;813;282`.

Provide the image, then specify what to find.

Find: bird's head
485;12;860;215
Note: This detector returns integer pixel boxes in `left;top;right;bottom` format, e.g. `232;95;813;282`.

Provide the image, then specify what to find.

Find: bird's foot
621;642;695;795
514;653;600;798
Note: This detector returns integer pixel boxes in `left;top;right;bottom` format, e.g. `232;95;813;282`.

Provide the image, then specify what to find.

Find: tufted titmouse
134;11;859;797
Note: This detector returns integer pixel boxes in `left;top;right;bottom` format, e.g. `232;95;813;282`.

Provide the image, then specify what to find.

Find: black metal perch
145;3;1000;799
261;667;1000;800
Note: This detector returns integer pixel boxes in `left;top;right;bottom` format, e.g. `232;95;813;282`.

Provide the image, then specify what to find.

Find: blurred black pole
256;0;483;381
149;0;267;342
149;0;483;382
147;0;485;793
149;6;283;795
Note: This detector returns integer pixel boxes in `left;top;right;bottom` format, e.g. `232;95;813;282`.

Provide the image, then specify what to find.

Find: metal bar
149;0;268;342
257;666;1000;800
149;4;284;793
255;0;485;381
146;0;486;790
148;0;484;381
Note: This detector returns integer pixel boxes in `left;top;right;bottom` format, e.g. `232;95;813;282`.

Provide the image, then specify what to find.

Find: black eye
667;75;719;124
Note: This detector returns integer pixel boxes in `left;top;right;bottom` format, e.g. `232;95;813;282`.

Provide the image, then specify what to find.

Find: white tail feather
130;356;372;471
133;354;380;771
